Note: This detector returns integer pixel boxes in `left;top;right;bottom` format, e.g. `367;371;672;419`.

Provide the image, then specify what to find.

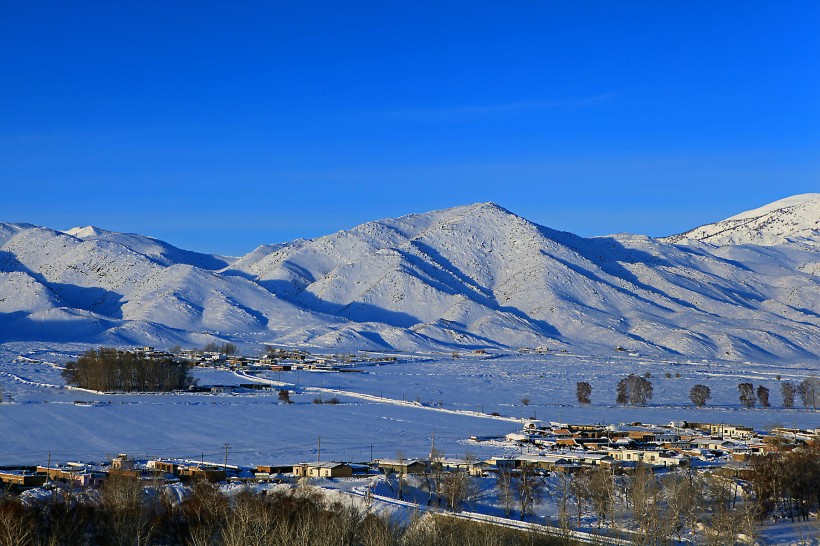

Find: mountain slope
663;193;820;246
64;226;234;269
1;197;820;362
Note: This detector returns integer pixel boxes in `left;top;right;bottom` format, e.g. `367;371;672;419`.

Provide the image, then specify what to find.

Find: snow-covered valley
0;345;816;467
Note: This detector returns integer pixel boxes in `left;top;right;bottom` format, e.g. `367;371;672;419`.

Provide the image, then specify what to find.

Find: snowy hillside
663;193;820;247
2;196;820;361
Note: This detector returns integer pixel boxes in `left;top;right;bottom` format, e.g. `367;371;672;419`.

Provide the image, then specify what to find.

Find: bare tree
797;376;818;410
576;381;592;405
587;466;615;529
0;495;35;546
62;348;194;392
441;471;468;512
429;447;445;508
514;467;542;520
464;474;482;512
662;471;701;543
689;384;711;407
757;385;771;408
616;374;653;406
738;382;756;408
496;471;515;518
570;470;590;527
781;381;796;408
99;473;160;546
631;464;663;540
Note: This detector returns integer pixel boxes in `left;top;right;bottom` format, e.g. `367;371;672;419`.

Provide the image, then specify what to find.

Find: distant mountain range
2;194;820;362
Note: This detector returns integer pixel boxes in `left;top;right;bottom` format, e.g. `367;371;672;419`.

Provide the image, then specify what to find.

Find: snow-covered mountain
2;196;820;362
663;193;820;247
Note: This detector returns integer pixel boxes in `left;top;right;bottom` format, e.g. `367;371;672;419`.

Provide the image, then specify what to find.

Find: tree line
0;475;566;546
391;440;819;544
747;441;820;523
572;375;820;409
62;348;195;392
513;441;819;544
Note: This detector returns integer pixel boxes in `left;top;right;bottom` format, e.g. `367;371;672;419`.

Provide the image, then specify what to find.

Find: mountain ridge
663;193;820;247
1;196;820;362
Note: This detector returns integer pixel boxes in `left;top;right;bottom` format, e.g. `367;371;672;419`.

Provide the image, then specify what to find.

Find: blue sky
1;2;818;255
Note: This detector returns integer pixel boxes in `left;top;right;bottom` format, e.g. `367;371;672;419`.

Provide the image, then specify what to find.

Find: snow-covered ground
0;345;817;469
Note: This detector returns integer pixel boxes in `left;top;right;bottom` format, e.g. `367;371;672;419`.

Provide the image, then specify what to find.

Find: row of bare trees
572;375;819;409
550;465;765;545
543;443;820;544
62;348;195;392
0;476;564;546
747;441;820;522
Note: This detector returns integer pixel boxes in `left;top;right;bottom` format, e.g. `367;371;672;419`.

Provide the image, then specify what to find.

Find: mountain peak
664;194;820;246
65;226;109;238
726;193;820;221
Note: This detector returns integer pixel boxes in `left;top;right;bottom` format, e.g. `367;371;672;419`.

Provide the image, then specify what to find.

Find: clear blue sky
2;2;818;255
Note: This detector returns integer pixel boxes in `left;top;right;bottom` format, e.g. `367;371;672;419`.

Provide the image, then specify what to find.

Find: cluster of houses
1;421;816;493
488;419;820;470
171;346;395;373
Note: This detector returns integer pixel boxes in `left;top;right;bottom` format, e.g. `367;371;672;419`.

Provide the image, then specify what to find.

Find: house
255;464;295;475
149;460;179;475
111;454;134;471
179;465;226;482
292;462;353;478
211;385;239;394
376;459;428;475
609;449;663;465
710;424;755;440
485;457;517;470
523;420;544;432
36;465;106;488
517;454;572;471
0;469;47;488
433;458;473;472
469;461;493;476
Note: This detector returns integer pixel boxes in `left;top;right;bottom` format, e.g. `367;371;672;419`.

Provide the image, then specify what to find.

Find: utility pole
223;443;230;473
370;444;373;463
317;436;321;462
46;451;51;485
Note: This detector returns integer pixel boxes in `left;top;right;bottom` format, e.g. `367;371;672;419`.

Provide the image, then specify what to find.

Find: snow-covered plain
1;345;817;468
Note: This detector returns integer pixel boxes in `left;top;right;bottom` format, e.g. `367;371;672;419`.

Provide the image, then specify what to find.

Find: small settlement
2;421;816;493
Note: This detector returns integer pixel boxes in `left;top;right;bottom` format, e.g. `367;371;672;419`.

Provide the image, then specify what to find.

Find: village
1;415;819;543
1;417;816;494
3;344;820;543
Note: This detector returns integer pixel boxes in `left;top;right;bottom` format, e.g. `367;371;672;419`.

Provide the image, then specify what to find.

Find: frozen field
0;343;818;467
